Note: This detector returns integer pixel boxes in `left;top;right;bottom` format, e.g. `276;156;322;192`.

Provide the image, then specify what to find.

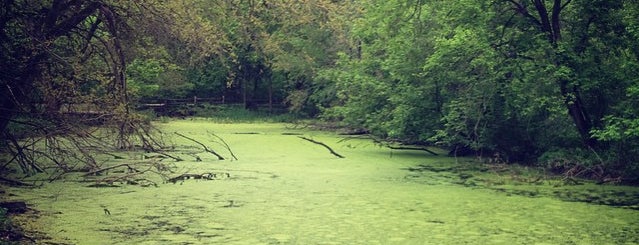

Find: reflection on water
8;122;639;244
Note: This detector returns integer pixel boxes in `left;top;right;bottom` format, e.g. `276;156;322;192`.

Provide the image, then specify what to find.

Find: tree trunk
507;0;596;147
0;97;15;134
560;79;596;147
268;76;273;113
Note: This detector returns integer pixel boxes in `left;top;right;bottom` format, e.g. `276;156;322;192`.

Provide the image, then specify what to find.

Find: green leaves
127;58;190;99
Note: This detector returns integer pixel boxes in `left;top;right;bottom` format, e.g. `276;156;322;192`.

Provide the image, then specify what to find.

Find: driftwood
174;132;224;160
298;136;345;158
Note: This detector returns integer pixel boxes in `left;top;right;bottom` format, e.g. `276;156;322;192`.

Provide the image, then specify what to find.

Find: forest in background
1;0;639;183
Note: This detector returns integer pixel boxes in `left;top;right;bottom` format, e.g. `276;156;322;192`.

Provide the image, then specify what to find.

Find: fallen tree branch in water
0;176;35;187
151;150;183;162
83;161;170;187
298;136;345;158
174;132;224;160
167;172;231;184
82;163;140;177
208;132;238;160
384;145;438;156
369;137;438;156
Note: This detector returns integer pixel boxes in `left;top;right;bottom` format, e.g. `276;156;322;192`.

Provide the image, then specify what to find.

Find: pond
6;121;639;244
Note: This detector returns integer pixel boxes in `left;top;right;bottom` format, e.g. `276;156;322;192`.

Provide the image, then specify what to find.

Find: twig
82;163;139;177
175;132;224;160
208;132;238;160
298;136;345;158
153;151;183;162
101;151;125;159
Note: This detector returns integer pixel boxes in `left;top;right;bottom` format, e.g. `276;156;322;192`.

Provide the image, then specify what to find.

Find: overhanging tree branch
46;2;103;39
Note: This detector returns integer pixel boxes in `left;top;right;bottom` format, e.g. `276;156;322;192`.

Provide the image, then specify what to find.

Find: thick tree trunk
560;80;596;148
507;0;595;147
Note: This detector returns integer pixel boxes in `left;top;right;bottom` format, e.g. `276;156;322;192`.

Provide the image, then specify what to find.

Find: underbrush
539;148;639;185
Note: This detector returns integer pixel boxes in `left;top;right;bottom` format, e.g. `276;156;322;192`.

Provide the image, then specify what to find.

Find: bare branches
298;136;345;158
84;161;166;188
82;163;140;177
209;131;238;160
504;0;571;44
3;132;44;175
174;132;225;160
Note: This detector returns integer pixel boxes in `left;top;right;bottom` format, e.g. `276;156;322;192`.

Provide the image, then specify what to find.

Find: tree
0;0;224;176
321;0;639;178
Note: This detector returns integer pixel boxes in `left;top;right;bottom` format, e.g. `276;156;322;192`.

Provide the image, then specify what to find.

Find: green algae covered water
6;121;639;244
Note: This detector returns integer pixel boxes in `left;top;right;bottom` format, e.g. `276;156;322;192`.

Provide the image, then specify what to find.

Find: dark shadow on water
403;161;639;210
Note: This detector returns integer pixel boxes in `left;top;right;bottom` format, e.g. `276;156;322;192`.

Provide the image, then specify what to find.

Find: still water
8;121;639;244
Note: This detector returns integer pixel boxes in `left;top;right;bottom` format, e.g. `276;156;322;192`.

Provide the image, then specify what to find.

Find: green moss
4;121;639;244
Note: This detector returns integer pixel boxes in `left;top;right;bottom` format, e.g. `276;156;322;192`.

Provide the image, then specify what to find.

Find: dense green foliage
2;0;638;181
315;0;639;182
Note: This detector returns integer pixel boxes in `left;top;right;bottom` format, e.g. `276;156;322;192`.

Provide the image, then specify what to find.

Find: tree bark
560;80;596;147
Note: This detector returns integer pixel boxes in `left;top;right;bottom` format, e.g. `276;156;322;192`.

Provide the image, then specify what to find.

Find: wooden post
268;77;273;114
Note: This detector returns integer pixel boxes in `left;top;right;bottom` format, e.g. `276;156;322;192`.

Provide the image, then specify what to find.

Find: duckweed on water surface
5;121;639;244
